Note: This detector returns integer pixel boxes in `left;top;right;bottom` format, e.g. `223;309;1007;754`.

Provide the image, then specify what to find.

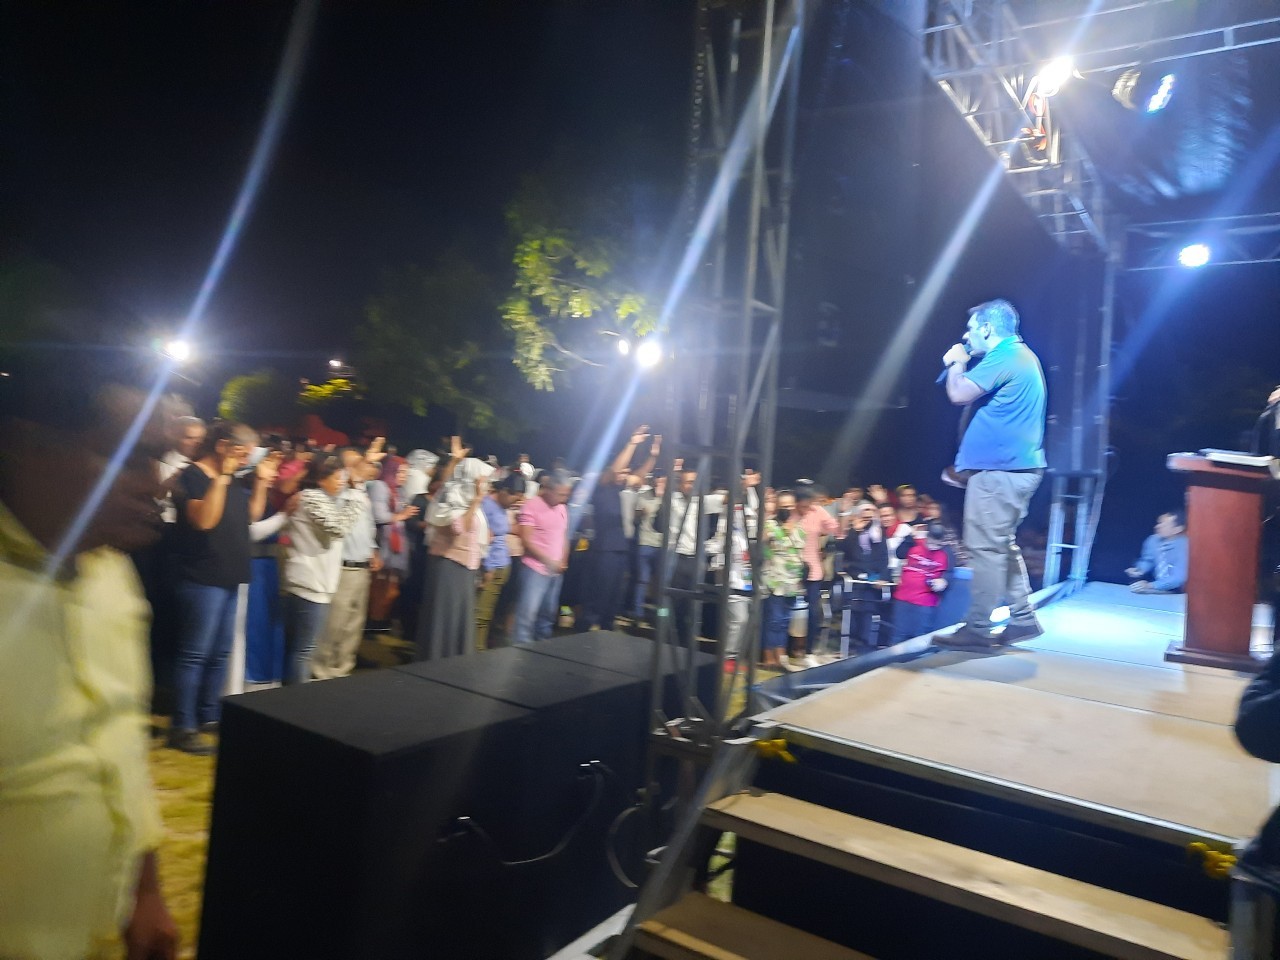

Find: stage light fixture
1178;243;1211;268
616;338;631;357
1033;57;1074;98
635;339;662;369
329;357;343;369
161;338;192;363
1112;69;1176;113
1146;74;1175;113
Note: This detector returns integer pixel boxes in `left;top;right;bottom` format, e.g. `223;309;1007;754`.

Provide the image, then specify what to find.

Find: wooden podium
1165;453;1271;671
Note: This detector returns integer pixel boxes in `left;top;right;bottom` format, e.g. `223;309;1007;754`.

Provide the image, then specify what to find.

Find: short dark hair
793;485;817;502
968;298;1020;336
301;453;345;489
494;472;525;495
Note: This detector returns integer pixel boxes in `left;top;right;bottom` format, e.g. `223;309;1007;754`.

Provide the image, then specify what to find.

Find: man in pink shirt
793;485;838;667
513;470;572;644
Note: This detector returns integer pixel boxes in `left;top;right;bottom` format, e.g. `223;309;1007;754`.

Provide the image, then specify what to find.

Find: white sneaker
803;655;821;669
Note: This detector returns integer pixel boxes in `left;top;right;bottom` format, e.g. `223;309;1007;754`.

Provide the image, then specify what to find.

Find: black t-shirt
173;464;252;588
590;481;629;553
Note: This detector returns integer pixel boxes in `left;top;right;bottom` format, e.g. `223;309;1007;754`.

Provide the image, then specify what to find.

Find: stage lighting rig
1177;243;1211;268
1112;68;1176;113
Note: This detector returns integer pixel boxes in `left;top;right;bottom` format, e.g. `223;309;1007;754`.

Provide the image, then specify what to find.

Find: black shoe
199;721;220;735
996;619;1045;645
933;627;999;651
167;729;215;756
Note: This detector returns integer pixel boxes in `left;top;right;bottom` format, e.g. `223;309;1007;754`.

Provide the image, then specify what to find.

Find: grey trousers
311;566;370;679
963;469;1042;632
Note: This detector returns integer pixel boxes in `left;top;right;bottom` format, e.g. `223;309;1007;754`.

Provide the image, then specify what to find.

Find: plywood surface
706;791;1229;960
897;647;1248;725
766;666;1272;841
636;892;874;960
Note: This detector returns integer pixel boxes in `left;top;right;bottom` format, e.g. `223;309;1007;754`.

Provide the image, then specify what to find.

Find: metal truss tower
611;1;806;954
646;0;805;748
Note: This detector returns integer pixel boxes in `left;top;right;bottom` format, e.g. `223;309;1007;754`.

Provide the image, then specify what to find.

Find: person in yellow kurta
0;351;178;960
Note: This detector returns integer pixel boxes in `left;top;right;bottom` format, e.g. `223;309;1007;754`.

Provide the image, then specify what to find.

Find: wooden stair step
635;892;874;960
703;790;1228;960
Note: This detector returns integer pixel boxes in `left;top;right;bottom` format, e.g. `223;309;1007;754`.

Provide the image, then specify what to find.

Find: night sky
5;1;1280;580
2;1;692;369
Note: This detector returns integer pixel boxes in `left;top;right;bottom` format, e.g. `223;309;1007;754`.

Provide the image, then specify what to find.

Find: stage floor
759;582;1278;846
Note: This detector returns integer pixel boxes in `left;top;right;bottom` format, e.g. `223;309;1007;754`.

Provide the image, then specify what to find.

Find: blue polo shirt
480;495;511;571
955;336;1047;472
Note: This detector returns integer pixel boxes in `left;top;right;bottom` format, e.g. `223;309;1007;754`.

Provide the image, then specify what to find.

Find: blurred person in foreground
0;344;178;959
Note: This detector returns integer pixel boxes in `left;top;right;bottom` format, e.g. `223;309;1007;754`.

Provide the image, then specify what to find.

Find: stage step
703;791;1229;960
634;892;874;960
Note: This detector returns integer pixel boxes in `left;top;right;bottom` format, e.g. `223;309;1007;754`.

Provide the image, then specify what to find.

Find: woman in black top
169;421;277;754
838;501;890;648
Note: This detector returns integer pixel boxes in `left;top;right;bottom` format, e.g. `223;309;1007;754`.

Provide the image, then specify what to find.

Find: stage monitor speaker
519;630;717;718
199;653;648;960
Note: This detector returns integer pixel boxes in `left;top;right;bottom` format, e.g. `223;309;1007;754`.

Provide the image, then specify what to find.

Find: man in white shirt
310;445;383;679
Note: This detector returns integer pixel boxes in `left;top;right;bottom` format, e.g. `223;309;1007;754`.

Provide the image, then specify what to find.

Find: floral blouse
762;519;806;597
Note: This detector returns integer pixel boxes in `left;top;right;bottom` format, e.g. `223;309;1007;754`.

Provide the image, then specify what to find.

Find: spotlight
616;338;631;357
1145;74;1175;113
1034;57;1074;97
635;339;662;369
1178;243;1211;268
161;339;192;363
1112;69;1176;113
329;357;343;369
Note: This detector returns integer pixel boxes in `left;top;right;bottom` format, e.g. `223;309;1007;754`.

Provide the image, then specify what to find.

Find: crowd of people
133;407;1002;756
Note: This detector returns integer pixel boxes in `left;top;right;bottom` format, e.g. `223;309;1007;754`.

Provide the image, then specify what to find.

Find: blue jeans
802;579;827;655
893;598;938;645
633;544;660;618
762;594;794;651
513;565;562;644
283;593;331;685
174;581;239;731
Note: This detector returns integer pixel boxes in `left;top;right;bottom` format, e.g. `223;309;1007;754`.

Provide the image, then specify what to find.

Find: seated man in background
1125;510;1188;594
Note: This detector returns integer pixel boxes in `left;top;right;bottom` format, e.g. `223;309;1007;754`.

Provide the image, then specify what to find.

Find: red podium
1164;453;1271;671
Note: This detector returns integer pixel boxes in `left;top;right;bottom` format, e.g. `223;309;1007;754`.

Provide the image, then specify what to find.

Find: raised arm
610;424;650;478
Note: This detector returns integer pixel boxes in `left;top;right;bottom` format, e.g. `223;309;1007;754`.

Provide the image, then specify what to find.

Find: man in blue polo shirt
937;298;1046;648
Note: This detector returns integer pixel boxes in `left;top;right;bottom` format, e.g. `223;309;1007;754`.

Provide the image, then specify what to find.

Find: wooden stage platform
758;582;1278;848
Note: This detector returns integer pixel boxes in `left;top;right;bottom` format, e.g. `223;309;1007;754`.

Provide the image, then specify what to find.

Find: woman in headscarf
366;455;419;632
416;437;491;660
399;449;439;647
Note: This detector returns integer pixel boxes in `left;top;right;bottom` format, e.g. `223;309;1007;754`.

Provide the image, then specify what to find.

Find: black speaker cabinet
522;630;717;719
199;644;652;960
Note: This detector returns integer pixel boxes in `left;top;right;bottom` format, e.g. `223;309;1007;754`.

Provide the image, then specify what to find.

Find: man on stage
937;298;1047;649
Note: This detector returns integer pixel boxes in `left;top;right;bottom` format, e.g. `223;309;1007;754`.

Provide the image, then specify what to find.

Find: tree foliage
299;377;363;408
501;168;662;391
353;254;500;431
218;368;302;428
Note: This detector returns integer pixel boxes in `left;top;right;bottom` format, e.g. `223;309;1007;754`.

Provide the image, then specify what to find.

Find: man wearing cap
937;298;1047;649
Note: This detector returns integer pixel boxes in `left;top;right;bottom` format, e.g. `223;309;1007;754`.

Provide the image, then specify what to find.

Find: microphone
936;344;971;384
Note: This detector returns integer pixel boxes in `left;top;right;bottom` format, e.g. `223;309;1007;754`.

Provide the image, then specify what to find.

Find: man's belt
343;560;371;569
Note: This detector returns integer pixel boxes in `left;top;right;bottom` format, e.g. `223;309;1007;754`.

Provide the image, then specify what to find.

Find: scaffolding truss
1126;212;1280;270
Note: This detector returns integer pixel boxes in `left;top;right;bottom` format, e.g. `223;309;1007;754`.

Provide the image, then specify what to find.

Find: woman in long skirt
416;441;491;660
